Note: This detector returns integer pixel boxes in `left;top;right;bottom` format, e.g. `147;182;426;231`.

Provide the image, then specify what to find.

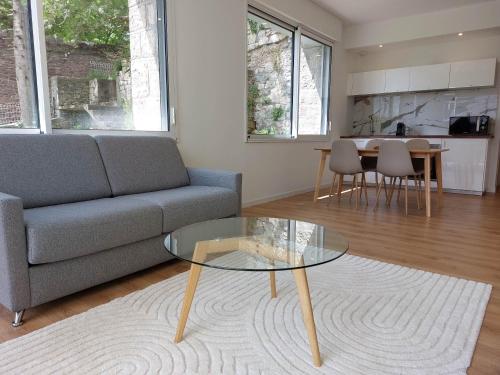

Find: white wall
171;0;346;206
346;33;500;191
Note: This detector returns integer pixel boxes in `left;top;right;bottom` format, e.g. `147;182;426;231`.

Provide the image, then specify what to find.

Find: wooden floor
0;187;499;374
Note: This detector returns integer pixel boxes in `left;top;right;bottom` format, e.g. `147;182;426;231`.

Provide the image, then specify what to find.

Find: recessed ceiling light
379;44;383;48
458;32;464;36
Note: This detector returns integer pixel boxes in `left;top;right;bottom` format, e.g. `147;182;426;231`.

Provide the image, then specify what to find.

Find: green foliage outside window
1;0;129;51
248;19;265;35
44;0;129;48
0;2;10;31
271;106;284;122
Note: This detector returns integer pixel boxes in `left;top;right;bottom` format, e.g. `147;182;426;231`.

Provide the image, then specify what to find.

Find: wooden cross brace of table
173;236;322;367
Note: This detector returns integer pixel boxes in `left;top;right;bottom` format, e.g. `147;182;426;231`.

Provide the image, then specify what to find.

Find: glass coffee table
164;217;348;367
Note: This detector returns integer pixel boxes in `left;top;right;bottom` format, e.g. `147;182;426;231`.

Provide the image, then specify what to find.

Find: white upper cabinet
384;67;410;93
346;73;354;95
347;58;496;96
351;70;385;96
449;58;496;88
409;63;450;91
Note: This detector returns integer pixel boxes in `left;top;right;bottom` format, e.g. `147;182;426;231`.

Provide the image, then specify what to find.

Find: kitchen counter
341;135;494;139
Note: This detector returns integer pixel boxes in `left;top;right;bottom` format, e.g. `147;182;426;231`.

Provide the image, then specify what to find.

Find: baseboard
242;183;330;208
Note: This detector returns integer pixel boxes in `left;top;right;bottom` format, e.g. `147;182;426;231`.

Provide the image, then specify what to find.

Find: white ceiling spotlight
458;32;464;36
379;44;384;48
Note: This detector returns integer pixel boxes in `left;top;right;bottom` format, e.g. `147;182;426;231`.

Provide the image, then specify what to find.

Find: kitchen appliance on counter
449;115;489;135
396;122;406;136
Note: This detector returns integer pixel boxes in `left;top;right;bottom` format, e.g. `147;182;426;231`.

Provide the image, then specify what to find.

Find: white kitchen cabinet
449;58;496;89
384;68;410;93
409;63;451;91
350;70;386;96
440;138;489;193
347;58;496;96
346;73;354;95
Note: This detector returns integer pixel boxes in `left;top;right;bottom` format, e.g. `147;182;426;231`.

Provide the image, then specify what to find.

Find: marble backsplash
352;88;498;136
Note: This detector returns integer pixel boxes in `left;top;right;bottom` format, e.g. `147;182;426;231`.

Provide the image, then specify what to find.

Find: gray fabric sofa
0;134;241;326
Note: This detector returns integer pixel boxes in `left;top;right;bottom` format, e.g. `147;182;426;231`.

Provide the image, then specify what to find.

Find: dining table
313;147;449;217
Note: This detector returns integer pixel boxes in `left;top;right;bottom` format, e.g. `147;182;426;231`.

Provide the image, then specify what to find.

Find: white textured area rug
0;255;492;375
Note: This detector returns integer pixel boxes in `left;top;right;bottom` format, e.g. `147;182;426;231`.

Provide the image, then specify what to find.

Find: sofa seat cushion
127;186;239;233
24;198;163;264
95;136;190;196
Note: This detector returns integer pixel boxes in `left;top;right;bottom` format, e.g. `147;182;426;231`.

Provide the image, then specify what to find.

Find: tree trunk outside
12;0;34;128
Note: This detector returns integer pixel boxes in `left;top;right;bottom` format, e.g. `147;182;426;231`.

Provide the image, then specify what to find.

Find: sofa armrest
187;168;242;215
0;192;30;312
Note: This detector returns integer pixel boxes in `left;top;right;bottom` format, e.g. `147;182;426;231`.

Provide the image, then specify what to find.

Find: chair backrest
377;140;415;177
365;138;383;149
329;140;363;175
406;138;430;150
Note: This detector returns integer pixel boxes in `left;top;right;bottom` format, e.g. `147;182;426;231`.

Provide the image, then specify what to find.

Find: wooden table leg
424;155;432;218
434;153;443;208
313;151;328;202
292;268;321;367
174;263;202;343
270;271;277;298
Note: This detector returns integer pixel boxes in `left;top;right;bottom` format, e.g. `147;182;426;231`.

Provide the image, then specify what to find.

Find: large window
0;0;169;133
0;0;39;129
247;12;293;137
246;7;332;140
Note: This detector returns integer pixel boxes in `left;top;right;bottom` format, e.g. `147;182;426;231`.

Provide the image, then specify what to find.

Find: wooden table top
315;147;449;155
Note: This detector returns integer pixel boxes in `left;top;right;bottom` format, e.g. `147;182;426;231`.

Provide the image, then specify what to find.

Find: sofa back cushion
0;134;112;208
95;136;189;196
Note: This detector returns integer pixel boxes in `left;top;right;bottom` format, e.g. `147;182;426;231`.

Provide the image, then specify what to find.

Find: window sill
246;135;330;143
0;128;41;134
52;129;173;137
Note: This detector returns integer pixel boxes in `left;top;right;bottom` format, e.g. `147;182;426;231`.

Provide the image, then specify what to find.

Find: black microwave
449;116;489;135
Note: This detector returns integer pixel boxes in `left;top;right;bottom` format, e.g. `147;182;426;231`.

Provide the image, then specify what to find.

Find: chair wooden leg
385;177;392;207
414;175;420;210
349;175;356;203
375;171;379;190
337;174;344;205
404;176;409;216
375;175;384;209
354;174;359;209
396;177;403;204
362;173;369;206
382;176;388;201
327;173;337;206
387;177;396;207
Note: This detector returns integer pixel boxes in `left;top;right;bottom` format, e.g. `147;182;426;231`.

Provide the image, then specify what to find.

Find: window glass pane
43;0;166;131
0;0;39;129
247;12;293;137
298;35;331;135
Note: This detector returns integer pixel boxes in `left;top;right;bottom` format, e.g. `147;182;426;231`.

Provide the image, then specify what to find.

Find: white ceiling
311;0;495;25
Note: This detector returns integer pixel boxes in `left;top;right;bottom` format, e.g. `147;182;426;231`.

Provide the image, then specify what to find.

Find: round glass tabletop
164;217;348;271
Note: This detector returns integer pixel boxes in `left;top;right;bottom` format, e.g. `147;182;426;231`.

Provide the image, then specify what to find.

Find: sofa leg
12;310;25;327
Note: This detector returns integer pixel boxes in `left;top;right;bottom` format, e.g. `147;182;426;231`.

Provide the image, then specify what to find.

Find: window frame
246;5;334;143
297;30;333;139
0;0;175;136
